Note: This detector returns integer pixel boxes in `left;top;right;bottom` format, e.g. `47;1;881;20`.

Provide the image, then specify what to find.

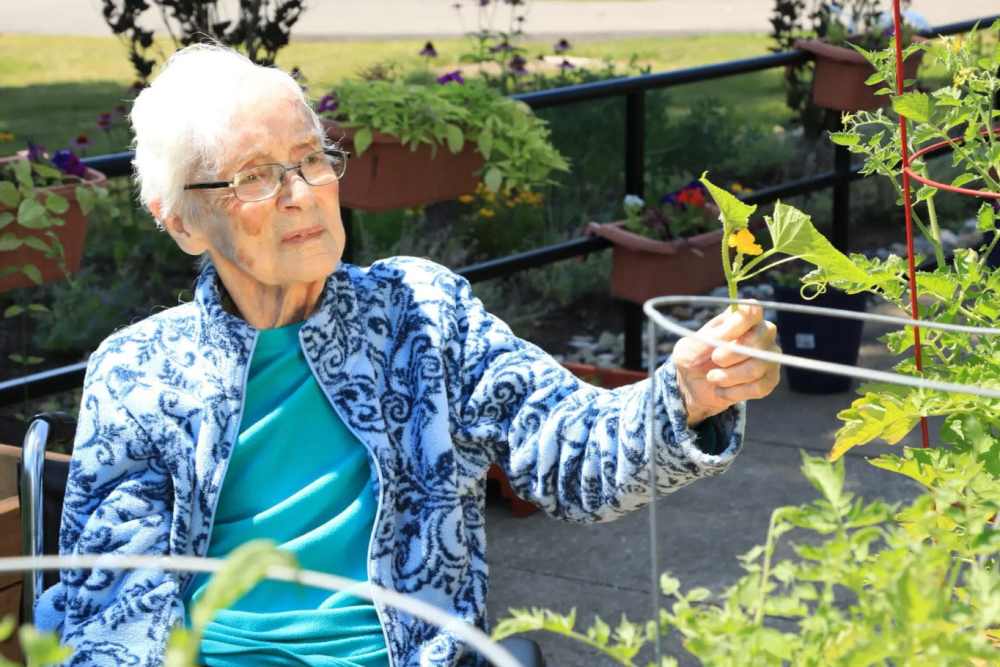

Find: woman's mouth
282;226;324;243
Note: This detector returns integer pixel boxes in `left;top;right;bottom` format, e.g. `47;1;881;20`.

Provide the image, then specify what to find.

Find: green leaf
189;540;297;630
0;181;18;207
17;198;48;229
75;185;96;215
978;202;996;232
829;132;860;147
892;92;931;122
44;192;69;215
0;615;14;642
22;236;51;254
0;212;13;230
0;233;23;251
444;124;464;154
766;201;871;284
700;173;755;233
951;172;977;189
586;616;611;646
28;303;50;314
832;392;920;460
352;127;373;156
4;305;25;318
21;263;43;285
659;574;680;597
483;166;503;192
800;452;845;507
477;127;493;159
17;625;73;666
12;158;32;189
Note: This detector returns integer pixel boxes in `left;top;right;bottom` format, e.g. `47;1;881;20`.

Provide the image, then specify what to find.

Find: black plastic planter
773;285;867;394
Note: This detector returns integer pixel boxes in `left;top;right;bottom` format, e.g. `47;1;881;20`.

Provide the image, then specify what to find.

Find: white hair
130;44;326;224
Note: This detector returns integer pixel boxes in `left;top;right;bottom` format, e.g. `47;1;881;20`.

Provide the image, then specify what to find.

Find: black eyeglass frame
183;148;350;200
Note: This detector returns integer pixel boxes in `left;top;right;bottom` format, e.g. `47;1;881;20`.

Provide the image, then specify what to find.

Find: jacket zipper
299;334;397;667
178;330;259;603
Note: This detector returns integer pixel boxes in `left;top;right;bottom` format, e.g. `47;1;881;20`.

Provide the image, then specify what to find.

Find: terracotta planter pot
587;221;732;305
0;157;106;293
795;38;925;112
323;121;484;212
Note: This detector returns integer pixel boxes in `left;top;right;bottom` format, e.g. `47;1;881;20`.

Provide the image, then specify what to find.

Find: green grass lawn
0;32;784;155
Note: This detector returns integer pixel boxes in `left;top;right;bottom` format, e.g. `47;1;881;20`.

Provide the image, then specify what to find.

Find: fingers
711;319;778;368
679;304;764;366
712;354;781;402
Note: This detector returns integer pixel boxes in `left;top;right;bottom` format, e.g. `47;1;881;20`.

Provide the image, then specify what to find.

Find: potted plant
769;266;867;394
0;142;106;292
317;66;569;212
587;182;762;305
792;1;928;111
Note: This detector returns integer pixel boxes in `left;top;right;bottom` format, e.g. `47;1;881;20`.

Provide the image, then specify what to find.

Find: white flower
623;194;645;214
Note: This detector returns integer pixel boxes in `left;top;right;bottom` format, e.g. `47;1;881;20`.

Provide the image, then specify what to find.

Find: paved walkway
4;1;996;38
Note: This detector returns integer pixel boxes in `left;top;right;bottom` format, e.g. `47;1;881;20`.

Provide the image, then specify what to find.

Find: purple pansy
97;112;112;131
558;59;575;70
317;93;339;114
51;149;88;178
71;134;90;150
419;41;438;58
436;70;465;85
554;38;571;54
490;41;513;53
509;55;528;76
26;141;46;163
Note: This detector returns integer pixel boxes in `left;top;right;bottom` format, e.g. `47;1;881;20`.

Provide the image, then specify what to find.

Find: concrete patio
485;301;927;665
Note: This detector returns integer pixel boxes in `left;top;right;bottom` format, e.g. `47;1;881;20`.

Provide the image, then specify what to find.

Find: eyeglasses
184;149;349;203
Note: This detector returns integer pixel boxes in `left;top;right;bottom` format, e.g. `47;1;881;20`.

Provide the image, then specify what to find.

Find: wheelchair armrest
19;411;76;625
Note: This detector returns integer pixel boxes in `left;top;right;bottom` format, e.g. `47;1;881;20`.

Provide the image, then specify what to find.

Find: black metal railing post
623;90;646;370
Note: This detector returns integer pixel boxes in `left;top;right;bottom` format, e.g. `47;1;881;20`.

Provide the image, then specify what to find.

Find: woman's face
194;94;344;290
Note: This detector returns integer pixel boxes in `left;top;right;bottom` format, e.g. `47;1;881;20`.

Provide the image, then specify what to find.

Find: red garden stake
892;0;930;449
892;2;1000;449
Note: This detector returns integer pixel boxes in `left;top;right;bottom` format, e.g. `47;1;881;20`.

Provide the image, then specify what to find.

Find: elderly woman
35;45;780;667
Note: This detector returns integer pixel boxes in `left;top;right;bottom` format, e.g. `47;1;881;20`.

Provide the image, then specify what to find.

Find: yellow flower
457;194;475;204
478;207;495;219
0;131;13;142
728;228;763;256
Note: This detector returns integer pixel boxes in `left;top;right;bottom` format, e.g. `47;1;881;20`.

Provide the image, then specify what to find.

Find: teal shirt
183;322;389;666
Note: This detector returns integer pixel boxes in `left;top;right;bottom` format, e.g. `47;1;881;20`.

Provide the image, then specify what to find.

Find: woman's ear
151;198;209;256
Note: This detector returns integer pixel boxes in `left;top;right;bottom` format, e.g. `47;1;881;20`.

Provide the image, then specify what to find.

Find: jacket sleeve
447;273;746;524
33;345;182;664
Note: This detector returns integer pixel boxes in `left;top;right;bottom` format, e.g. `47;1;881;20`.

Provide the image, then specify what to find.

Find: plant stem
753;509;781;626
924;196;947;271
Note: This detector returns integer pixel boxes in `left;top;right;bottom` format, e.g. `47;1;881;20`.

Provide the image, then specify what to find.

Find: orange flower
728;228;763;256
458;194;475;204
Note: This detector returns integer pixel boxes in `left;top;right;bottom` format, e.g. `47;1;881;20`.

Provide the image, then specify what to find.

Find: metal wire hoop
0;554;520;667
902;126;1000;200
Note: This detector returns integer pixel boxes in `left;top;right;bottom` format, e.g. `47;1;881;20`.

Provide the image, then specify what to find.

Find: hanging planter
316;77;568;213
323;121;483;212
0;155;106;293
794;38;925;112
587;217;768;306
587;221;727;305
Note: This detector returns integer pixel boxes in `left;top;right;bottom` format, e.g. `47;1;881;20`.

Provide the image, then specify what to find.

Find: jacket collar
193;262;359;371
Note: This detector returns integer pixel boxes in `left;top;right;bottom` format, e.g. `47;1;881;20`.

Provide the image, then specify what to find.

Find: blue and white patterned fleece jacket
35;256;745;667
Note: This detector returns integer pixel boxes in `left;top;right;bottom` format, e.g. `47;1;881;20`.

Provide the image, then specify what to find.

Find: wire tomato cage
638;1;1000;661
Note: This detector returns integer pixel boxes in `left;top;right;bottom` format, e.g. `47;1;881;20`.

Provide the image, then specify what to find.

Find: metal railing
0;14;996;407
